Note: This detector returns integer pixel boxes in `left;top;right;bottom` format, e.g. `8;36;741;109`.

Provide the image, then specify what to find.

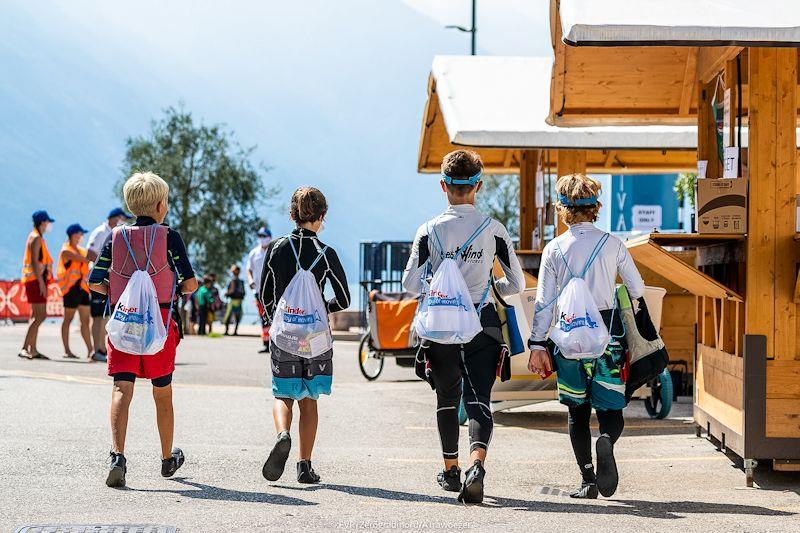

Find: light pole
446;0;477;55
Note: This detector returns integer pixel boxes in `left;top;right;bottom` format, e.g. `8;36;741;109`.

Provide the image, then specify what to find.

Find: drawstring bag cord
288;235;327;272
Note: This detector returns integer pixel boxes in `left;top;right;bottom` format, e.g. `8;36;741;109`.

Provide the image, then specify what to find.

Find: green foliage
476;174;519;239
119;105;278;276
673;172;697;208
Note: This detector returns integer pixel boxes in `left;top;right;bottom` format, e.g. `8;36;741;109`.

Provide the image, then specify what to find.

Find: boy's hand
527;348;552;378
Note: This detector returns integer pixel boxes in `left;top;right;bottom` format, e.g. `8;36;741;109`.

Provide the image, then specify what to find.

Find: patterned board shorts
554;340;627;411
270;341;333;400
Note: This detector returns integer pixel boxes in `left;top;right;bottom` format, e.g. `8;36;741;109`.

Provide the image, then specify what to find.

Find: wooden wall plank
766;360;800;398
766;399;800;437
519;150;539;250
746;47;778;357
774;48;799;360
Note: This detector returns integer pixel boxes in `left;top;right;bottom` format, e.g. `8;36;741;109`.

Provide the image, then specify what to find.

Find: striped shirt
258;227;350;321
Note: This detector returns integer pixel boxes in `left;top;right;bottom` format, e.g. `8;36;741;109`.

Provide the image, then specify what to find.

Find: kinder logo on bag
107;270;167;355
547;234;611;360
414;217;492;345
283;306;323;325
269;238;333;359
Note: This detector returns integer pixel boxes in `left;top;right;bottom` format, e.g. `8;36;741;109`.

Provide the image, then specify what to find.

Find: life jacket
108;225;174;306
56;243;89;294
21;230;53;283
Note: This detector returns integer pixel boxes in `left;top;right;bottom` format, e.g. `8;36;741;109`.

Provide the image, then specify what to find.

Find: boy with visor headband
527;173;645;499
403;150;524;503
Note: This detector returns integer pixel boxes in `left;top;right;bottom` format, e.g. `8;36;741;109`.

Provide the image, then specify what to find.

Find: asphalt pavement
1;322;799;532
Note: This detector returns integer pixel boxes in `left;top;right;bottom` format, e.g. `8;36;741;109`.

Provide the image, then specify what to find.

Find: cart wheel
644;368;673;419
458;398;468;426
358;333;384;381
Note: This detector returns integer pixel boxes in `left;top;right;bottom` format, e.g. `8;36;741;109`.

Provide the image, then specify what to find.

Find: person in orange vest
57;223;93;359
19;210;55;360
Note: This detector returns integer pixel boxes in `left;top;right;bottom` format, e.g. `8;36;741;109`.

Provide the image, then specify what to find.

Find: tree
476;174;519;239
119;105;278;276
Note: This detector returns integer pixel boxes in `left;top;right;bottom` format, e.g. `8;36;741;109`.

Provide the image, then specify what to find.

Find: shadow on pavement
487;496;794;518
131;478;316;506
274;483;459;506
753;466;800;496
493;411;695;437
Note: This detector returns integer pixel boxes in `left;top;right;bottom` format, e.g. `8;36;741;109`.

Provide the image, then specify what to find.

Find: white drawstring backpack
548;233;611;360
414;217;492;344
269;238;333;359
106;228;174;355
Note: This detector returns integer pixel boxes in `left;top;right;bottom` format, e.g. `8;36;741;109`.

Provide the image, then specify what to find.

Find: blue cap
66;223;89;236
108;207;132;219
32;210;55;224
257;226;271;237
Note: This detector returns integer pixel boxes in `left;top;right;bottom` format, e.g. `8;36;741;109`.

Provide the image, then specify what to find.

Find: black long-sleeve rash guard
258;227;350;322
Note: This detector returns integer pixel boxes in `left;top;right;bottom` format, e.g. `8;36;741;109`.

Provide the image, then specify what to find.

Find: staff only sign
631;205;662;232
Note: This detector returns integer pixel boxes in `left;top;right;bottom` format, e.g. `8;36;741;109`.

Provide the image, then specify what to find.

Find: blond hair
556;173;602;225
123;172;169;217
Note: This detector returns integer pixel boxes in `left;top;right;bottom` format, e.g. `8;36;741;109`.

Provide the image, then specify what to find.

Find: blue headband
442;170;482;186
558;194;597;207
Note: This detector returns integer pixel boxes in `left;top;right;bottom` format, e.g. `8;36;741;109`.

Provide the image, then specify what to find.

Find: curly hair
556;173;602;225
290;187;328;224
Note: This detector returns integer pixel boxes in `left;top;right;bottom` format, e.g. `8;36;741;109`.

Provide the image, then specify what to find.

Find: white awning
559;0;800;46
432;55;696;150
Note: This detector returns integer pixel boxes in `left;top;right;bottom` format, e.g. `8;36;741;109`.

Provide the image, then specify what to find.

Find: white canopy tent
559;0;800;46
430;55;696;150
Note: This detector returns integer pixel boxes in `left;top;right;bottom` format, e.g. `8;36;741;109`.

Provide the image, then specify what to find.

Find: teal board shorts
270;342;333;400
554;340;627;411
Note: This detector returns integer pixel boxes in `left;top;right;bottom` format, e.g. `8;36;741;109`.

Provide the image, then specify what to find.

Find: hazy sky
0;1;552;289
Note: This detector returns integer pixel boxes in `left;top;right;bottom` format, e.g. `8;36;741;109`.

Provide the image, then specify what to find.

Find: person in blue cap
20;210;56;359
86;207;132;362
56;224;93;359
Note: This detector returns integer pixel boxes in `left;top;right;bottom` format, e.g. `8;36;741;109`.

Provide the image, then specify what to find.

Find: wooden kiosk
419;55;699;381
550;0;800;484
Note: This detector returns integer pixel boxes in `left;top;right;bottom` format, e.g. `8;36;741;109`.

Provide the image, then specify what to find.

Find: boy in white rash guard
403;150;524;504
527;173;645;499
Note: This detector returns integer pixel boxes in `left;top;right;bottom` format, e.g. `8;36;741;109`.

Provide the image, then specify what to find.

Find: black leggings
425;332;500;459
113;372;173;388
568;403;624;478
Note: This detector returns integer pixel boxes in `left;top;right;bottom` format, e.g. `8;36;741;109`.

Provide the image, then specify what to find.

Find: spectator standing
86;207;132;361
224;264;246;336
56;224;93;359
247;227;272;352
19;210;55;360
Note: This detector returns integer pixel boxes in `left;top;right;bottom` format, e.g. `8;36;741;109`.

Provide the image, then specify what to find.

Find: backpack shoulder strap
459;217;492;256
287;235;303;270
119;227;141;271
309;245;329;270
578;233;610;279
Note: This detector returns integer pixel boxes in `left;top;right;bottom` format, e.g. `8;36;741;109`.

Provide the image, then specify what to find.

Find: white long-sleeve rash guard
530;222;645;344
402;204;525;305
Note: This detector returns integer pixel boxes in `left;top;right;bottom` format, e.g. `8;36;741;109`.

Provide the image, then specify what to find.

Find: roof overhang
549;0;800;126
419;55;697;174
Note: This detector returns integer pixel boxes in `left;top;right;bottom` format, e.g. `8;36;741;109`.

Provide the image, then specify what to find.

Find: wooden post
519;150;540;250
746;47;798;360
697;79;721;179
556;149;587;235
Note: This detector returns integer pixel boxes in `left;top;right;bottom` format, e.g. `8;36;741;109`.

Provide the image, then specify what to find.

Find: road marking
0;369;261;390
404;424;692;431
388;455;730;465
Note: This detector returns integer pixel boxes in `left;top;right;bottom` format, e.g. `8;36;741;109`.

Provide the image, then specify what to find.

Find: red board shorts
107;307;180;379
23;279;48;304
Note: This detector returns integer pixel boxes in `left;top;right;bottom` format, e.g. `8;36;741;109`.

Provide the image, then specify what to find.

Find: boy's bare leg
298;398;318;460
61;308;76;355
110;381;134;454
153;384;174;460
273;398;294;433
77;305;93;356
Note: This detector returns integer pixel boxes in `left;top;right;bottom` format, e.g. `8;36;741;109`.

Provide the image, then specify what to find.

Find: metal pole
471;0;476;55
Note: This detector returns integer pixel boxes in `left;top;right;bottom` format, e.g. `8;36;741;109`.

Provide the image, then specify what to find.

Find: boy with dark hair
402;150;525;503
